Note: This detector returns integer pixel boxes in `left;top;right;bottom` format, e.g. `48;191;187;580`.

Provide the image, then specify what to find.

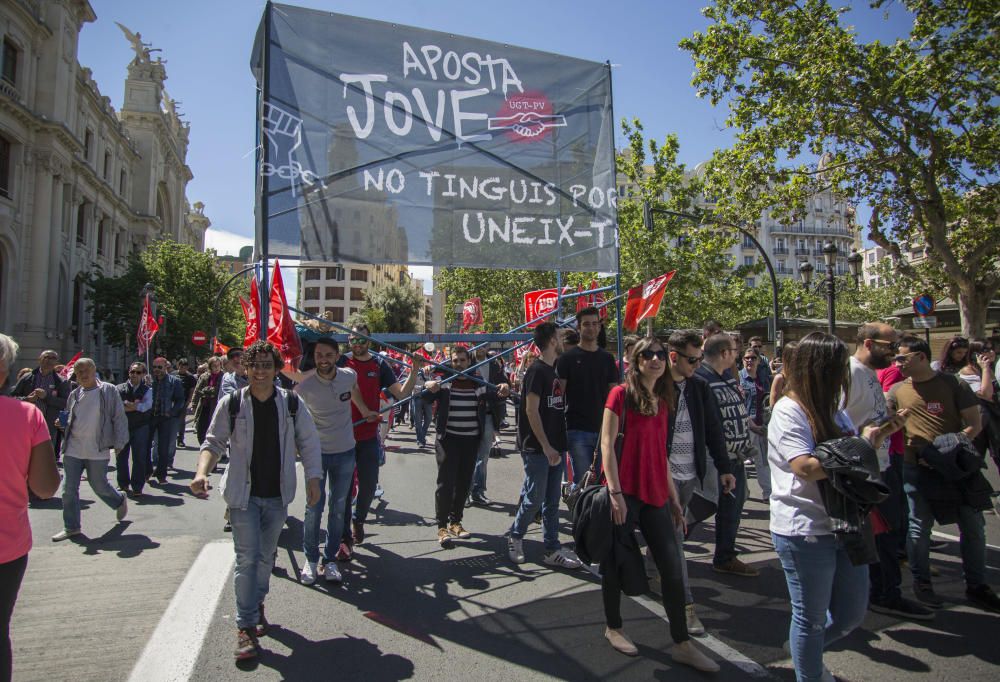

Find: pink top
0;398;51;563
877;366;906;456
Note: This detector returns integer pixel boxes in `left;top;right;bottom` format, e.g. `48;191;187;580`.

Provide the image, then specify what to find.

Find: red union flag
623;271;676;331
461;297;483;332
267;260;303;369
524;287;572;329
58;351;82;380
213;337;231;355
591;279;608;319
242;277;262;347
137;294;159;356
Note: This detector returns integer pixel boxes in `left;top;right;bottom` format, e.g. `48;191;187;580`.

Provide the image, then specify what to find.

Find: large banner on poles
251;3;618;272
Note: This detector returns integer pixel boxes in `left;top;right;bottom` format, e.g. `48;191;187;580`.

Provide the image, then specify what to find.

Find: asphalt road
14;414;1000;681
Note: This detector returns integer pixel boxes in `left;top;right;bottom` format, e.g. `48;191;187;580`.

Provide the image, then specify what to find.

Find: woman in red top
599;337;718;672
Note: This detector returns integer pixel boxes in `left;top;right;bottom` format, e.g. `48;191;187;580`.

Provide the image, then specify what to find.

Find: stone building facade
0;0;209;374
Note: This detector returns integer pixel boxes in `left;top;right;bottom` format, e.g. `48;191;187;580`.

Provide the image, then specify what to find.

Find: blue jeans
61;456;126;532
714;459;747;565
903;463;987;587
116;425;149;493
509;451;564;551
566;429;599;485
413;400;432;446
471;418;495;497
230;496;287;629
303;449;356;564
343;436;380;536
150;417;179;478
870;459;905;603
773;533;869;682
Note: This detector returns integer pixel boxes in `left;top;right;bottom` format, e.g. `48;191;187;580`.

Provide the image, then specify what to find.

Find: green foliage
359;281;423;333
680;0;1000;335
85;240;248;359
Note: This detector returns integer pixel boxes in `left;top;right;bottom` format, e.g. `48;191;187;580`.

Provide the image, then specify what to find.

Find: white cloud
204;228;253;257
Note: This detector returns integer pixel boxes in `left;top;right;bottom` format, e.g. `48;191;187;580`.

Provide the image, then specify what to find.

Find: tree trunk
956;284;994;338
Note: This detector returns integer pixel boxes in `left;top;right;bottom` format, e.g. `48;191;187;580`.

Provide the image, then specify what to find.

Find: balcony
769;224;853;237
772;247;789;255
775;267;795;275
794;247;810;256
0;79;24;105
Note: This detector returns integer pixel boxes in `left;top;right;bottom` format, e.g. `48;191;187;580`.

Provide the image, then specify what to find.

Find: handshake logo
261;102;324;196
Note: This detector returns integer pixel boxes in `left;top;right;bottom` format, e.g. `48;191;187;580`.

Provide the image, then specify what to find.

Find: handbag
564;401;625;512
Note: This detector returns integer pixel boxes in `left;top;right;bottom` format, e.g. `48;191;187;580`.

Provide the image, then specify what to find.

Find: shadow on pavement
257;628;415;680
71;521;162;558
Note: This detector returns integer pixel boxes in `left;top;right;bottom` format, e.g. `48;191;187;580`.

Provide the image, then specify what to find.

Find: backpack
228;387;299;433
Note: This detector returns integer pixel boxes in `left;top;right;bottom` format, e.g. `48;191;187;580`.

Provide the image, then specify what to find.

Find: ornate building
0;0;209;373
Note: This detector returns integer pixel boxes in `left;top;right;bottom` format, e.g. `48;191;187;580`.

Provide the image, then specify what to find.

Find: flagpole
605;60;624;379
257;2;273;341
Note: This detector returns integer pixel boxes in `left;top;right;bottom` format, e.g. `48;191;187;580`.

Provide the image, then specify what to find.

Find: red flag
267;260;303;370
242;277;262;347
591;279;608;319
137;294;159;356
461;297;484;332
58;351;82;380
213;337;231;355
575;284;586;313
623;271;676;331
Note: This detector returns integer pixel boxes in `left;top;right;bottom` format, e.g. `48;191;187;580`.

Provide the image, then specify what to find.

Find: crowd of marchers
2;313;1000;680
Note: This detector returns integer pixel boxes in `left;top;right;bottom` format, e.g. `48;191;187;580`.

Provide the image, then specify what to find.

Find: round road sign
912;294;935;317
191;330;208;346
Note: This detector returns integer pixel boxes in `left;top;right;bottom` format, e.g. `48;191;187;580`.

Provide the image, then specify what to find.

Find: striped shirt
445;386;480;437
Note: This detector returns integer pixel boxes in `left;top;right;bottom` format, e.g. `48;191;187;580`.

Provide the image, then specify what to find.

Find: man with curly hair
191;341;322;661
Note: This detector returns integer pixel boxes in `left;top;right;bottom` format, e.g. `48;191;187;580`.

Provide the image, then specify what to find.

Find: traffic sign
912;294;935;317
912;316;938;329
191;330;208;346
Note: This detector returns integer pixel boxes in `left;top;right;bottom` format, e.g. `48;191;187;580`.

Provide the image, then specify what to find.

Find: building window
0;135;11;199
742;236;754;249
305;307;319;315
76;202;87;244
303;286;319;300
350;307;359;316
103;152;112;180
96;219;105;254
350;268;368;282
1;39;18;87
350;287;365;301
84;130;93;162
114;232;122;261
745;277;755;288
304;268;320;281
325;286;344;299
743;255;754;267
326;266;344;280
119;169;127;195
326;308;344;323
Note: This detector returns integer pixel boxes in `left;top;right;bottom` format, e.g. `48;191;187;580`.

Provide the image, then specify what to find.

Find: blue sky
79;0;913;291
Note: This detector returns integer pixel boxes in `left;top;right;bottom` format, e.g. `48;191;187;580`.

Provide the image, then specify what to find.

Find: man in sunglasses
335;324;421;558
659;331;736;634
844;324;932;621
148;357;185;485
12;349;71;455
116;362;153;496
191;340;322;660
888;335;1000;613
696;333;757;578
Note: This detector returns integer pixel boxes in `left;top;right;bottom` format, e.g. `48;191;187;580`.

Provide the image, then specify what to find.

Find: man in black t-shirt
173;358;197;448
507;323;582;570
556;307;619;487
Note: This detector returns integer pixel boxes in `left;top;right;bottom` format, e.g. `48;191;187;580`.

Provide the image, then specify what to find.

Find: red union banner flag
242;277;262;347
623;271;676;331
58;351;82;380
461;297;484;332
137;294;159;356
524;287;572;328
591;279;608;319
267;261;303;369
213;337;231;355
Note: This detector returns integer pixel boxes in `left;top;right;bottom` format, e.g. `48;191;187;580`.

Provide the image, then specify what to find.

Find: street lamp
847;248;863;287
823;241;838;334
798;261;814;288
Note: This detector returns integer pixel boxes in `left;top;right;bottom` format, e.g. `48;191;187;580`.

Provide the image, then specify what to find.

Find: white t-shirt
767;397;855;537
958;370;982;395
843;356;890;471
64;386;103;460
294;367;358;454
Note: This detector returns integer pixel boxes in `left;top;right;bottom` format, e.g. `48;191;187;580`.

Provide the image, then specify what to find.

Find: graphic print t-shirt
695;365;751;459
340;354;397;441
518;359;566;453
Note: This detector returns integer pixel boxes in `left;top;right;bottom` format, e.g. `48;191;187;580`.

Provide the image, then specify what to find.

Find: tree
681;0;999;336
86;240;248;359
359;281;423;333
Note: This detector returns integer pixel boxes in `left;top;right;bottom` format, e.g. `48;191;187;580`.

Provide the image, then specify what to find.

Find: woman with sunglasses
932;335;970;374
740;349;771;501
599;337;719;672
768;332;904;681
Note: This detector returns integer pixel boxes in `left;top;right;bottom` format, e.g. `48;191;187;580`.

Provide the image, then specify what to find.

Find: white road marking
583;564;774;679
932;530;1000;553
127;540;234;682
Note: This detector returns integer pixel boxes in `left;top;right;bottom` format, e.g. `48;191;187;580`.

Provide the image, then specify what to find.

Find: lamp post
847;248;863;287
822;241;838;334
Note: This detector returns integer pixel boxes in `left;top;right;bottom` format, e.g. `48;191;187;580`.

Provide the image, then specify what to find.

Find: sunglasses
349;337;368;345
675;352;704;365
872;339;899;351
893;351;921;363
129;369;144;375
638;349;668;361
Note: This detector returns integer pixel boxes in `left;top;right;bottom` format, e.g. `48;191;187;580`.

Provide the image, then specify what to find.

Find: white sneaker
116;496;128;522
51;529;81;542
324;562;343;583
507;536;525;564
300;561;317;585
543;548;582;570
